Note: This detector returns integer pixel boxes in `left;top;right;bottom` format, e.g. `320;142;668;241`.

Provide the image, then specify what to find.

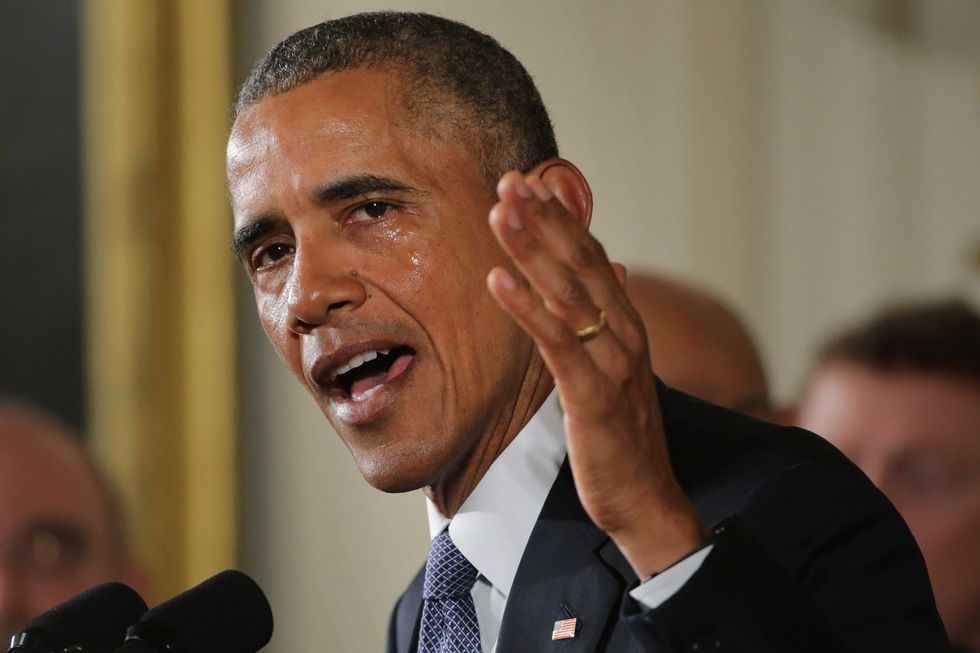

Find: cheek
899;495;980;552
256;292;296;360
353;222;428;301
387;246;427;300
373;227;490;312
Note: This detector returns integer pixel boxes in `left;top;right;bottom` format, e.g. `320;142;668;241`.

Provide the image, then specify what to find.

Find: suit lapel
495;460;633;653
393;566;424;653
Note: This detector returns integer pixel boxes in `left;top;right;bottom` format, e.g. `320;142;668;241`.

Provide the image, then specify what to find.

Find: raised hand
486;162;709;577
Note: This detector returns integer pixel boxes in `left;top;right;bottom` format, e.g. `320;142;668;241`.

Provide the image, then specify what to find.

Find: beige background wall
233;2;980;651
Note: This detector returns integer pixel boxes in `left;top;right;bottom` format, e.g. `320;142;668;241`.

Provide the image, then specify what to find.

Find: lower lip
326;352;416;425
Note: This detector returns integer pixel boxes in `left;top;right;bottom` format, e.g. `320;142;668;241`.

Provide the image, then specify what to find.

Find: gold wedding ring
575;309;607;341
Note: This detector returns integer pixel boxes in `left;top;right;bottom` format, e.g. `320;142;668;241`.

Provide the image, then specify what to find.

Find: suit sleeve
620;461;951;652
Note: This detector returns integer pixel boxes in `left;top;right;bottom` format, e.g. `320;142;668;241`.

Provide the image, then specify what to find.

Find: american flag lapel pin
551;618;578;640
551;602;579;641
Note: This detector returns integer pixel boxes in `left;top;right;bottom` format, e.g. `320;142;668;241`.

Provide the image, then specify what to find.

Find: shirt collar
426;389;566;597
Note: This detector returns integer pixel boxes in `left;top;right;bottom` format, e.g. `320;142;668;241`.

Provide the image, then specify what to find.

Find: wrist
607;493;710;579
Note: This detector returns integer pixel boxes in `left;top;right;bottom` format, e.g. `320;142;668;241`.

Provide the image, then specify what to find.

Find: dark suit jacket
388;382;950;652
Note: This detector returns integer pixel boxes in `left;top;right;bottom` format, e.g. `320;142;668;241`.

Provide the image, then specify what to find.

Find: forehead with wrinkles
229;68;490;195
230;70;398;168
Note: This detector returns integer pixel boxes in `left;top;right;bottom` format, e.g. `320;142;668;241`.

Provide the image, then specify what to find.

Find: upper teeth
330;348;390;381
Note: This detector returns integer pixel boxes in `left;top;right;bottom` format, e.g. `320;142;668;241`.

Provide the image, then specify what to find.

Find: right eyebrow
231;216;281;259
313;174;418;204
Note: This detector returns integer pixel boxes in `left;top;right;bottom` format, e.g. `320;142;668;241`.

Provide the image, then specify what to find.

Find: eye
14;524;87;577
348;201;393;224
251;242;294;270
890;457;952;501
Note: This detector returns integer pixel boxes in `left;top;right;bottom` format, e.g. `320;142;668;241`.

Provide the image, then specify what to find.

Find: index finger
494;172;645;354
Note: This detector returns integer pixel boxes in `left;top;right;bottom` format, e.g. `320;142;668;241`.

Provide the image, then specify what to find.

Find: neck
426;352;553;517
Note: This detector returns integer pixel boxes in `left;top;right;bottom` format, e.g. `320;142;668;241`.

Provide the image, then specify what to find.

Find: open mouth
329;346;415;402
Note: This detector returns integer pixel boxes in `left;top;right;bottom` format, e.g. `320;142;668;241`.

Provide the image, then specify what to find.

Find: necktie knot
423;530;478;600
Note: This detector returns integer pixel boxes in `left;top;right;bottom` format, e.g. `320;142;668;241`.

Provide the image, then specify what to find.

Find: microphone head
130;570;272;653
10;582;147;653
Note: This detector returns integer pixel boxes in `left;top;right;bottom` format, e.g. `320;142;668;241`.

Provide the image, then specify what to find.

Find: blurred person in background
797;299;980;652
0;400;146;643
626;272;772;419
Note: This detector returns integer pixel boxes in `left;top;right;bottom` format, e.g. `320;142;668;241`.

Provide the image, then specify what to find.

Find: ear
528;158;594;229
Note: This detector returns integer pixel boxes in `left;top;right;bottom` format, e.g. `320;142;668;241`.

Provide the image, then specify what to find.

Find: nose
286;243;367;334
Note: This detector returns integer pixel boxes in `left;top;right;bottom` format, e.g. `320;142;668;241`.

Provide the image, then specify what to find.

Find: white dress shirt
426;390;711;652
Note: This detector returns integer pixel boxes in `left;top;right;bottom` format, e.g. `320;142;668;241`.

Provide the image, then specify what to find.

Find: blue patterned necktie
418;530;482;653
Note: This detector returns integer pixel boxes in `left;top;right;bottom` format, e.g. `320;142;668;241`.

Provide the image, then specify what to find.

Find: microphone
115;570;272;653
8;582;148;653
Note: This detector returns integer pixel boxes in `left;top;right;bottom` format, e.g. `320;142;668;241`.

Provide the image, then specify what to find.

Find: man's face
0;429;118;641
798;364;980;642
228;68;535;493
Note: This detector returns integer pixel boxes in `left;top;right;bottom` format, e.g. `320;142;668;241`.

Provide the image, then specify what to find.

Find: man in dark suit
227;12;949;651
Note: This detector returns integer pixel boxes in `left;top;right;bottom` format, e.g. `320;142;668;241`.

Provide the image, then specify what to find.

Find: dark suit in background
389;383;949;652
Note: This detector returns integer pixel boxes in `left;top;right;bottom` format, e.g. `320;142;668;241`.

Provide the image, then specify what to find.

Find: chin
351;442;444;494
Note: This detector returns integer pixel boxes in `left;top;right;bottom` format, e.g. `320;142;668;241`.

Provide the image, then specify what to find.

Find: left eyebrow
313;174;421;204
231;215;281;259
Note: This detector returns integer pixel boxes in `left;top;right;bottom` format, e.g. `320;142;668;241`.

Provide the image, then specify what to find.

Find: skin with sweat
228;67;705;578
228;69;551;514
